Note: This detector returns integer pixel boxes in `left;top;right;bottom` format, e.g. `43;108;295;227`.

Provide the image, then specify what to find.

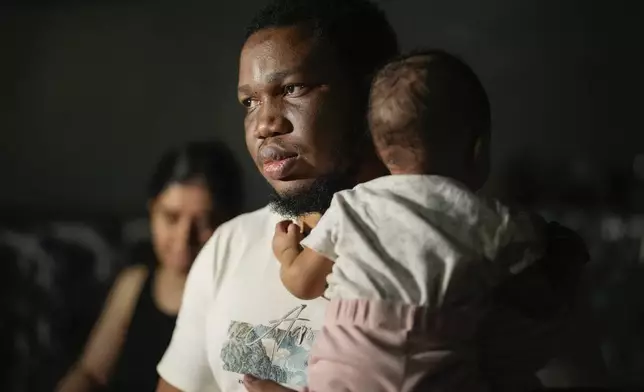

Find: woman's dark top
107;265;177;392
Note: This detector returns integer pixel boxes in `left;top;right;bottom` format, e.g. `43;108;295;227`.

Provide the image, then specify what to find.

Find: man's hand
272;220;303;264
242;375;297;392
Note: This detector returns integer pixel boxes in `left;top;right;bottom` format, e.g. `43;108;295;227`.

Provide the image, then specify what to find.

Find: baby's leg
307;299;408;392
306;299;488;392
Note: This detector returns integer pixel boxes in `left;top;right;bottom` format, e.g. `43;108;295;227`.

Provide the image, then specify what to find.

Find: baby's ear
471;133;491;190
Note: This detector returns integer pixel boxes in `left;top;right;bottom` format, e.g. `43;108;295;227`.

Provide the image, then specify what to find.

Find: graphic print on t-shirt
220;304;318;388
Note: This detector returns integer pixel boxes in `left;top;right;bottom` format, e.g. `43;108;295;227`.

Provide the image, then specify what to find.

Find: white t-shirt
157;206;327;392
300;175;543;306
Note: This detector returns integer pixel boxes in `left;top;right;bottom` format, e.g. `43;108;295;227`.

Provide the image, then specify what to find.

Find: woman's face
149;181;215;273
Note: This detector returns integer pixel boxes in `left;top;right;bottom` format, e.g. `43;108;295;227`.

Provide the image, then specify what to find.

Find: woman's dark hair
147;141;244;222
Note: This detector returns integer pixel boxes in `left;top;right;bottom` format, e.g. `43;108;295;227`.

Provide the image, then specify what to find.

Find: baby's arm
272;221;333;300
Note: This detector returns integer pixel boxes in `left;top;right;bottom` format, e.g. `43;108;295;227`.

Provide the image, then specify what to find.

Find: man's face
238;26;362;216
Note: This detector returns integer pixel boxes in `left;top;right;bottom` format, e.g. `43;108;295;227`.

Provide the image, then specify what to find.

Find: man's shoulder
215;204;278;234
208;205;280;249
198;205;279;272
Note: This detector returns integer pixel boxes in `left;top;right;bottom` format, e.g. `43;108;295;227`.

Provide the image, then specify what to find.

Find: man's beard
269;171;355;218
269;123;368;218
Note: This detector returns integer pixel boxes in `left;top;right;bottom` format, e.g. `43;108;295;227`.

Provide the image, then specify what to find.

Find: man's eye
284;84;306;96
241;97;258;108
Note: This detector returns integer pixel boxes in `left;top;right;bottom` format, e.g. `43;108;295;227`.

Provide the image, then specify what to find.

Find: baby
273;50;549;391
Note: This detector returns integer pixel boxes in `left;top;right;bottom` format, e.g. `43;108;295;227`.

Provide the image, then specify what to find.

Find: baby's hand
272;220;304;264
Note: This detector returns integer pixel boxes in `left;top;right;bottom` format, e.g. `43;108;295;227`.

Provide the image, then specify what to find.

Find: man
157;1;607;391
157;1;397;391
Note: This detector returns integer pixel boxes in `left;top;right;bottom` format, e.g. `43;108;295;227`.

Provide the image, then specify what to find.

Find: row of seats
1;210;643;391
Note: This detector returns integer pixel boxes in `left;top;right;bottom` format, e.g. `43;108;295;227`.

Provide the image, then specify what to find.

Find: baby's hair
368;49;491;172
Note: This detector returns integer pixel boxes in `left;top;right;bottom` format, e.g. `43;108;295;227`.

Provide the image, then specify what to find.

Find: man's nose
254;99;292;139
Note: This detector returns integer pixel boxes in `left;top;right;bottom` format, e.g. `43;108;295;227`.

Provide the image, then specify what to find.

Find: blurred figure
56;141;244;392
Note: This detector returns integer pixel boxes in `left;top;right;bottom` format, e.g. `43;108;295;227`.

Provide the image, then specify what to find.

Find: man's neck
298;213;322;234
295;156;388;232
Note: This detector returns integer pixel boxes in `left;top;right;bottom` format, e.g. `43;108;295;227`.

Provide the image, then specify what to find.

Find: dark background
2;0;644;391
2;0;643;216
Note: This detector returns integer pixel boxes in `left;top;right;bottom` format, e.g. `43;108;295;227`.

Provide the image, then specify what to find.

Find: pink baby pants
302;298;489;392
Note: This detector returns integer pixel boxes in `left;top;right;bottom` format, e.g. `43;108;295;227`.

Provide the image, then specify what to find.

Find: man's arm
156;235;219;391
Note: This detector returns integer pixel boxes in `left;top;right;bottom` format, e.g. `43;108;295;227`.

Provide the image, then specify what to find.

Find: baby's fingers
275;220;292;234
275;221;302;238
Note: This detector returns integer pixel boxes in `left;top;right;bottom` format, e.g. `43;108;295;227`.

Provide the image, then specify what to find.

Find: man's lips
258;145;299;180
263;157;298;180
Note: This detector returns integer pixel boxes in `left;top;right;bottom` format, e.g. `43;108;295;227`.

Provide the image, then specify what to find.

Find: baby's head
368;50;491;190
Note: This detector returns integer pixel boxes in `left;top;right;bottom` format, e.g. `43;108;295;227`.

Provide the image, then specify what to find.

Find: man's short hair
246;0;399;94
369;49;491;150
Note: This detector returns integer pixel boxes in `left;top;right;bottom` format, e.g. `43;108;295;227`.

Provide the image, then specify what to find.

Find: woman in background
57;141;244;392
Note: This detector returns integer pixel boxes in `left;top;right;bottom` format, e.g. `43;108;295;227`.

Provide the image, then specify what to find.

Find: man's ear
473;135;483;161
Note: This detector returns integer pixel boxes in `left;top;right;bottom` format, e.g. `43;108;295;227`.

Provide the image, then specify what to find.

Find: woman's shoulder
107;264;150;313
115;264;149;289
